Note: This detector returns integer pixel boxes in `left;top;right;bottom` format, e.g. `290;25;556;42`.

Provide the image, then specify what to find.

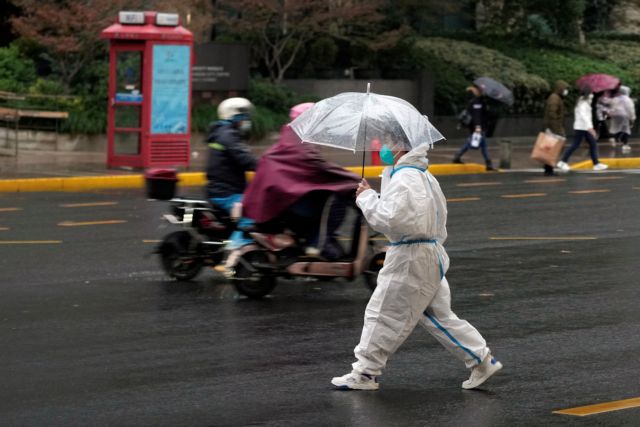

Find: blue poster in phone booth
151;45;190;134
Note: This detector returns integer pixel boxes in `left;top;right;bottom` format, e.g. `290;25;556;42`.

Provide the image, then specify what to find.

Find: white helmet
217;97;254;121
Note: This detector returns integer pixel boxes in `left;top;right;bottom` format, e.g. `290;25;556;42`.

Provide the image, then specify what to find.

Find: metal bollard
499;139;512;169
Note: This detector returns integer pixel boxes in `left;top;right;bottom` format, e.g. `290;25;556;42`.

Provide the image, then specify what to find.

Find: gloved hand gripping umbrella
290;84;444;177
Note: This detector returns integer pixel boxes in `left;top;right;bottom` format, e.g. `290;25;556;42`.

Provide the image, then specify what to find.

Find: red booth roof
101;12;193;42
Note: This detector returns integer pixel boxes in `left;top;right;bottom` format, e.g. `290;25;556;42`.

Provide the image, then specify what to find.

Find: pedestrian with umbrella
452;77;512;171
292;86;503;391
556;87;609;171
576;73;621;141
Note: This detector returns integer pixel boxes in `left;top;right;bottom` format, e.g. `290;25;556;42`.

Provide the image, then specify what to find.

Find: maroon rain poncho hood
242;125;359;224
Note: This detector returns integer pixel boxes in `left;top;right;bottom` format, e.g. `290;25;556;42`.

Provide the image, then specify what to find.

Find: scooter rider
205;97;257;212
239;103;359;260
332;134;502;391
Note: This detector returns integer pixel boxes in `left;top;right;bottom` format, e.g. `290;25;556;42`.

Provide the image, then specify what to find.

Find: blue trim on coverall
390;165;426;178
424;313;482;364
388;166;481;364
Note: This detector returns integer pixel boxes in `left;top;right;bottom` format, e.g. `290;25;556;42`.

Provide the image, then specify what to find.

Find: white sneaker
462;354;503;390
331;372;379;391
556;161;570;171
622;145;631;153
593;163;609;171
609;138;617;147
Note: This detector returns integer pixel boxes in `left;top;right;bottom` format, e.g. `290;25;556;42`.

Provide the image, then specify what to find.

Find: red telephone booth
101;11;193;169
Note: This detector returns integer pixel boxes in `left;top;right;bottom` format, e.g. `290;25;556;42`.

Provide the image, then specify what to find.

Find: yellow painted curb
0;175;144;192
6;156;636;193
0;164;490;192
570;157;640;170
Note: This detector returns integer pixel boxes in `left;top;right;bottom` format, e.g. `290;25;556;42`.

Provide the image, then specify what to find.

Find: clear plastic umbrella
290;85;444;154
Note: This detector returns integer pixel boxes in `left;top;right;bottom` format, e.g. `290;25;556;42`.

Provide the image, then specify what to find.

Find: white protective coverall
353;144;491;376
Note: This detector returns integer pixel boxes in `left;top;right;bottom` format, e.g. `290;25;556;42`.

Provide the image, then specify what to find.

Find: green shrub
192;103;218;133
192;101;289;140
28;78;66;96
249;79;296;113
250;106;288;140
62;100;106;135
0;44;37;92
583;39;640;85
498;43;638;108
309;37;339;68
413;37;550;114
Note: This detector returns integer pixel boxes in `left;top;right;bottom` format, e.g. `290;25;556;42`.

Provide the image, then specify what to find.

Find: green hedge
494;41;638;109
413;37;550;114
2;78;310;137
192;103;288;141
584;39;640;85
412;36;640;115
0;45;37;92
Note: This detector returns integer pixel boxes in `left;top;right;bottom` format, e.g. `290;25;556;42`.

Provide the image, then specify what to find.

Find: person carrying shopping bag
541;80;569;176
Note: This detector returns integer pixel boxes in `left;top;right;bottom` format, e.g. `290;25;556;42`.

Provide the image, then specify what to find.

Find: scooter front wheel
233;251;277;299
159;231;204;281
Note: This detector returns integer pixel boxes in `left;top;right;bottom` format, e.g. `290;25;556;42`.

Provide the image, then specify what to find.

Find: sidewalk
1;137;639;191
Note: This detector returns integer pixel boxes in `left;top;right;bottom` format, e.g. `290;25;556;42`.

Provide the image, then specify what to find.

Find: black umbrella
473;77;514;106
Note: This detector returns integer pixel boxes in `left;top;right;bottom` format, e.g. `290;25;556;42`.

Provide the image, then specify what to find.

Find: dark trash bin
145;168;178;200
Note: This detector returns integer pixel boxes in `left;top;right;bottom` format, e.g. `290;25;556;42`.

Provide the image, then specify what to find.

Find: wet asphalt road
1;170;640;426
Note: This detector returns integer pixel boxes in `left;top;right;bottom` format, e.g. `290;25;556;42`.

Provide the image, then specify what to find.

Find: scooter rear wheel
363;252;385;291
159;231;204;281
233;251;277;299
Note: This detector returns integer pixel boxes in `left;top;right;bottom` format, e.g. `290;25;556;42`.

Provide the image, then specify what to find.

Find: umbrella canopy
473;77;514;106
576;73;620;93
289;90;444;153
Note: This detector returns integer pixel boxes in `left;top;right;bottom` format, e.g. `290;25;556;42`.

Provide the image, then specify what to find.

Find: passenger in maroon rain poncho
241;103;360;260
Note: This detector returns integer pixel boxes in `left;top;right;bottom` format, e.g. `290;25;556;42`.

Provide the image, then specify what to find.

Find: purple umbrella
473;77;514;106
576;73;620;93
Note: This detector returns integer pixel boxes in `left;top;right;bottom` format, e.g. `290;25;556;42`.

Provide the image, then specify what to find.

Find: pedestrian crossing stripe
58;220;127;227
553;396;640;416
524;178;566;184
568;189;611;194
490;236;596;241
501;193;547;199
0;240;62;244
456;182;502;187
447;197;481;202
60;202;119;208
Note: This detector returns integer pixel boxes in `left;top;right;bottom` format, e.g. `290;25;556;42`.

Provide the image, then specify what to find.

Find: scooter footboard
286;262;353;277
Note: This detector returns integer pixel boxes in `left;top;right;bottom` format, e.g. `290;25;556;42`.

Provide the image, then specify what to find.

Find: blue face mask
380;144;396;165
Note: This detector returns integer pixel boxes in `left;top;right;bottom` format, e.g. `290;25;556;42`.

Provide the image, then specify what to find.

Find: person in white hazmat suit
331;139;502;391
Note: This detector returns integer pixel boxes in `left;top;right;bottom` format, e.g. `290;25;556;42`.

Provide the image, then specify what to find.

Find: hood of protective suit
395;144;430;170
619;85;631;96
553;80;569;95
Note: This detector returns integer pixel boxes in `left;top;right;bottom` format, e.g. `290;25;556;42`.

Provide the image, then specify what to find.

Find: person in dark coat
205;97;257;210
542;80;569;176
452;86;495;171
